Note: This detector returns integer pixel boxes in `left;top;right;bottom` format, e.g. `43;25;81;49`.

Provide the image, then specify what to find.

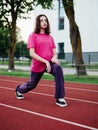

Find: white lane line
0;79;22;83
0;103;97;130
66;87;98;93
0;75;98;86
39;83;98;93
0;79;98;93
0;86;15;91
0;86;98;105
30;91;98;105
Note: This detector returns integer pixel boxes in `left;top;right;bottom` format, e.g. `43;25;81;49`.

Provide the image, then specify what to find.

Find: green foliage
0;69;98;84
33;0;53;9
0;0;53;23
15;41;29;59
0;0;53;69
0;20;10;58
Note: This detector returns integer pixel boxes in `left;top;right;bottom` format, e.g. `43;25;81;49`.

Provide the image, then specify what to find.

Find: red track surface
0;75;98;130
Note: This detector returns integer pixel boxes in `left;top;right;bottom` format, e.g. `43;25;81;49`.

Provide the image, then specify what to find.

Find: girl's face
40;16;47;29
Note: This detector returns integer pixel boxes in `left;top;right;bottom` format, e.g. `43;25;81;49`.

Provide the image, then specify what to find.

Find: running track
0;75;98;130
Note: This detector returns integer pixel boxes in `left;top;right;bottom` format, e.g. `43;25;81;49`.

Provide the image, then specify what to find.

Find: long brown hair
34;14;50;35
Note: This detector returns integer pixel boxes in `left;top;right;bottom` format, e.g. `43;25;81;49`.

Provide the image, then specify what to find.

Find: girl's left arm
51;48;60;64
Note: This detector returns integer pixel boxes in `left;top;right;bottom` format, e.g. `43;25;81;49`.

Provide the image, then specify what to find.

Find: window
58;0;64;30
58;43;65;59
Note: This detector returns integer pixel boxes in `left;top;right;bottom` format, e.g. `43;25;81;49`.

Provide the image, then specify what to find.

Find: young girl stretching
15;14;67;107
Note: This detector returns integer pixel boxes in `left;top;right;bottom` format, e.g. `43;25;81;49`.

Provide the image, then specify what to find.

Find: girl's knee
54;64;63;73
54;64;61;69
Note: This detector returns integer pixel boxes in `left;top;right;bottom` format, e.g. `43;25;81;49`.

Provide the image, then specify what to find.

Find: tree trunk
62;0;87;75
8;18;16;70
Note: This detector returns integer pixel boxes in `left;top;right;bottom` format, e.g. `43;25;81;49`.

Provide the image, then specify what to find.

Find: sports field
0;75;98;130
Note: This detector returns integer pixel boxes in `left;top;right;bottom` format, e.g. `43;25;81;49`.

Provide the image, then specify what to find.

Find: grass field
0;61;98;84
0;69;98;84
0;60;98;69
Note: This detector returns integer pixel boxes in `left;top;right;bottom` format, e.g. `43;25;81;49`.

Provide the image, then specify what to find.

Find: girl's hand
45;61;51;73
51;57;60;65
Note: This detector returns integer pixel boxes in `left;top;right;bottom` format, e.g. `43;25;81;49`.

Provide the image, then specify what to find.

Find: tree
0;20;10;60
0;0;53;70
0;0;87;75
62;0;87;75
15;41;29;60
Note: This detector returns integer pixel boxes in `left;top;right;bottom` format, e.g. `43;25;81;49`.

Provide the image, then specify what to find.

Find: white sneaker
56;98;67;107
15;90;24;99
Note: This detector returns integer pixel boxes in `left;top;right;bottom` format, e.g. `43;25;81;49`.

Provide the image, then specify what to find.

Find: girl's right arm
29;48;51;73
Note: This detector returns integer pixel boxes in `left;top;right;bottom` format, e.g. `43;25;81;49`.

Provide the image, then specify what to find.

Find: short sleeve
51;36;56;48
27;33;36;49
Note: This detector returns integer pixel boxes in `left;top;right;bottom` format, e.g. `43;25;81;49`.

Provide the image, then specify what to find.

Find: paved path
0;65;98;76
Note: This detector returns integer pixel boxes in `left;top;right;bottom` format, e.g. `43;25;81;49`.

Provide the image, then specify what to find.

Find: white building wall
18;0;98;53
32;0;98;53
74;0;98;52
32;1;71;53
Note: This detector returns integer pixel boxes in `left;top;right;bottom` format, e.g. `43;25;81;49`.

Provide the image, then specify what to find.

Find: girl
15;14;67;107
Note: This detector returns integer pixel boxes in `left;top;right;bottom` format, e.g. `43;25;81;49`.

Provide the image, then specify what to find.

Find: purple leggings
16;63;65;98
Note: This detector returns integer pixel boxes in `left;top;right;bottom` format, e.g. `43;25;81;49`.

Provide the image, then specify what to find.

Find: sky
17;12;34;42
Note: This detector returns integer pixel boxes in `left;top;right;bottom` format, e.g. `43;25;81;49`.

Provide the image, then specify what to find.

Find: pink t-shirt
27;33;56;72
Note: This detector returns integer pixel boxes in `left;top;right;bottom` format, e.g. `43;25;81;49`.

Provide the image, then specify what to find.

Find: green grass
0;69;98;84
64;75;98;84
0;60;31;66
1;60;98;69
0;69;30;78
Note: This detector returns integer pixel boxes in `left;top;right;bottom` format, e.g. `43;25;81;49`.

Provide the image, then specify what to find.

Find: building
20;0;98;63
